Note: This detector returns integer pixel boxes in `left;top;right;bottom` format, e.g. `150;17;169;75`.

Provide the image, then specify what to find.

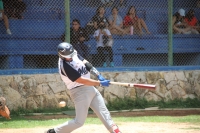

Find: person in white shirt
94;20;114;67
44;42;122;133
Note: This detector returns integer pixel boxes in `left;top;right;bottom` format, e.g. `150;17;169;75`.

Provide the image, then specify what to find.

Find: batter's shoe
112;124;122;133
44;129;56;133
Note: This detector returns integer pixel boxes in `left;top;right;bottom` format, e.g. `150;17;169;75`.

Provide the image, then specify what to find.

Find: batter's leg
90;88;121;133
54;86;96;133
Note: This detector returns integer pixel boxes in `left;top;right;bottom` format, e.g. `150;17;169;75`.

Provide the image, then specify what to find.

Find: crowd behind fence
0;0;200;72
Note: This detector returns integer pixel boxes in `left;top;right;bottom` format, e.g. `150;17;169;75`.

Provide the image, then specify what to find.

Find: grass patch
183;127;200;130
7;97;200;117
10;106;73;116
112;115;200;123
0;116;70;128
0;115;200;129
106;97;200;111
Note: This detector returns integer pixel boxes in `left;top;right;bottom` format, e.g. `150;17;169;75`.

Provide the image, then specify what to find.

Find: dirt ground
0;109;200;133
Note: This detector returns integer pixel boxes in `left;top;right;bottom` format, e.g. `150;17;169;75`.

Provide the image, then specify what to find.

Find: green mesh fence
0;0;199;70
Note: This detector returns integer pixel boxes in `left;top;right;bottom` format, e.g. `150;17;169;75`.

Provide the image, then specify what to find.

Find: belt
72;85;84;89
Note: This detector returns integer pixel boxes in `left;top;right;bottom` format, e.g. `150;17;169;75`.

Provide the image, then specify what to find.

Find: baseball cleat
112;124;122;133
44;129;56;133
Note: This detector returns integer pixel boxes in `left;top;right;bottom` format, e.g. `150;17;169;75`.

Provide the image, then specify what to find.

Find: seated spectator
3;0;26;19
93;6;109;30
172;8;194;34
85;6;109;35
94;20;114;67
0;0;11;35
108;6;129;35
61;19;90;60
71;19;90;60
123;6;150;35
184;9;199;34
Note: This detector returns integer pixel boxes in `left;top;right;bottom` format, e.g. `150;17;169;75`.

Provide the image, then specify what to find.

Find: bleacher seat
0;19;64;69
0;19;65;38
0;0;200;69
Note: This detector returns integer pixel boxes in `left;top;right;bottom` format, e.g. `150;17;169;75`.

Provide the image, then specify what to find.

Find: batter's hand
100;80;110;87
97;75;106;81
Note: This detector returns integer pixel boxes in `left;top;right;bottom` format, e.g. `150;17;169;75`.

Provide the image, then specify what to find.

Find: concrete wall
0;70;200;110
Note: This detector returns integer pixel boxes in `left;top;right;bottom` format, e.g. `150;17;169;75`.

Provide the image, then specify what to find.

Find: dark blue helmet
57;42;75;59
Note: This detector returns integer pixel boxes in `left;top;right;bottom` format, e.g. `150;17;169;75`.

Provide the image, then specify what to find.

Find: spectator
94;20;114;67
172;8;193;34
123;6;150;35
92;6;109;30
84;20;96;35
85;6;109;36
0;0;11;35
85;6;108;35
3;0;26;19
108;6;129;35
184;9;199;34
70;19;90;60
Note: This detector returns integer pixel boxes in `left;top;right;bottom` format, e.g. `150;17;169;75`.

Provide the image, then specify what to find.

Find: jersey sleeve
62;61;81;82
77;54;84;61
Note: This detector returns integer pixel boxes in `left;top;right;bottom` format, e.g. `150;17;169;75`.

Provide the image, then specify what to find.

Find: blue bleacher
0;19;65;38
0;0;200;69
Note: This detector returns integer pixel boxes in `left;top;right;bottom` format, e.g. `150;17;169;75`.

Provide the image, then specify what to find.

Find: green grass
112;115;200;123
10;106;72;116
0;115;200;129
9;98;200;116
106;97;200;111
1;98;199;129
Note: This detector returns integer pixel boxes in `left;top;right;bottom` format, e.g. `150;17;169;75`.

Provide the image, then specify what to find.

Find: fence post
168;0;173;66
64;0;70;43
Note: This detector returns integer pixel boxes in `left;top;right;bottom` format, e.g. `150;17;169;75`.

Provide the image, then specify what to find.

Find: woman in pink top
123;6;150;35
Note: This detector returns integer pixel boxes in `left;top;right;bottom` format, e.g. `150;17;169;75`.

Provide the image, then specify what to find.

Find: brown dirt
1;109;200;133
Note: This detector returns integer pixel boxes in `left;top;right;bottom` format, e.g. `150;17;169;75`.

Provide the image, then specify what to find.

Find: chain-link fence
0;0;200;71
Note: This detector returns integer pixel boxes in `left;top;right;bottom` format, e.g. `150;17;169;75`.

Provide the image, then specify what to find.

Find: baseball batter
45;42;122;133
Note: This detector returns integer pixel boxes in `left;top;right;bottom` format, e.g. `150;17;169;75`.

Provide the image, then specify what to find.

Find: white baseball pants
54;85;114;133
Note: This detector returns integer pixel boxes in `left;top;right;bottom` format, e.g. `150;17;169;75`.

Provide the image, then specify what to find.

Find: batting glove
100;80;110;87
97;75;106;81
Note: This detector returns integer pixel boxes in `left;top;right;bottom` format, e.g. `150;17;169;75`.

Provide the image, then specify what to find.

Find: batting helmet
57;42;75;59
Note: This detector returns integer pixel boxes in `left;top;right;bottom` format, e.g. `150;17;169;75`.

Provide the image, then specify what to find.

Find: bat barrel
134;84;156;89
110;82;156;90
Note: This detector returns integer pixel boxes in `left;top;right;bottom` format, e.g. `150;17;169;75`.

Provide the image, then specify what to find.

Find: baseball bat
110;82;156;90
